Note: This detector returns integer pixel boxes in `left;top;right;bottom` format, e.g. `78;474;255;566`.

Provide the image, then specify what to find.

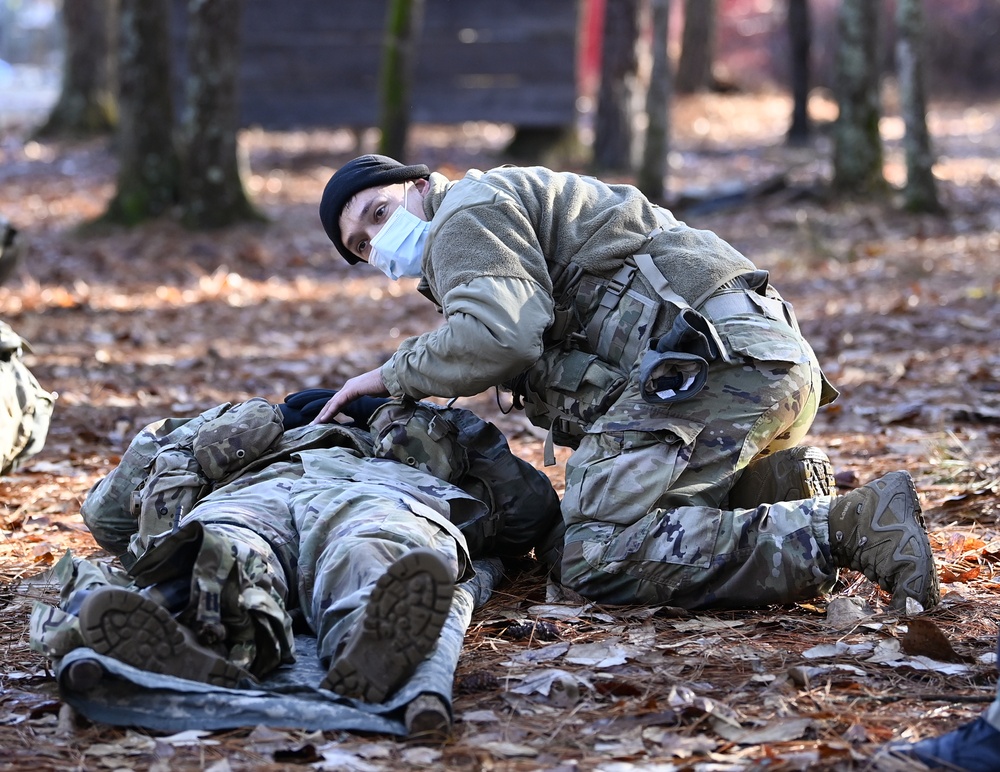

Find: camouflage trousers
32;448;472;679
560;309;838;608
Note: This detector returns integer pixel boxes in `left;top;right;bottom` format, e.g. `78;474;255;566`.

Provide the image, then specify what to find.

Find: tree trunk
180;0;259;228
593;0;641;173
675;0;715;95
832;0;886;195
35;0;118;138
378;0;425;161
786;0;811;144
103;0;179;225
638;0;672;203
896;0;941;213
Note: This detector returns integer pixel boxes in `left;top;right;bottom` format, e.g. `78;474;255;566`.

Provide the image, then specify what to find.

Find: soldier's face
339;180;428;263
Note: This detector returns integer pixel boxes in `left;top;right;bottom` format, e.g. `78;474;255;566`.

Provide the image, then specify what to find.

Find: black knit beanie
319;154;430;264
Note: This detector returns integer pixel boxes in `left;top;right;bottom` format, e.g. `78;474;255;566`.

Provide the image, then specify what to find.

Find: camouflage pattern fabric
30;551;133;660
33;397;559;712
192;397;284;480
81;404;233;562
32;446;480;683
290;449;469;664
49;560;504;734
81;403;371;569
558;292;840;608
370;398;470;483
130;449;209;557
369;398;562;558
0;321;55;474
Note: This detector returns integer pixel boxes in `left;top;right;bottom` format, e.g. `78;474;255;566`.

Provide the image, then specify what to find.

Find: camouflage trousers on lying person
31;447;474;681
560;313;839;608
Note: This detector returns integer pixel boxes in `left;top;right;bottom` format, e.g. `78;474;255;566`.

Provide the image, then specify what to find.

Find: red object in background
579;0;605;98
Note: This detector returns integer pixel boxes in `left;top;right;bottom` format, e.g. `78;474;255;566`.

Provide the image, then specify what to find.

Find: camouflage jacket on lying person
82;396;563;572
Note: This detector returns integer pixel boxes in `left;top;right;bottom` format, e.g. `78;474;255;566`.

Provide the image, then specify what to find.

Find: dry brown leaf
901;618;972;663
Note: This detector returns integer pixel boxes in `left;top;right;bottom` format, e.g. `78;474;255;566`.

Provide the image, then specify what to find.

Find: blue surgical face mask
369;183;429;280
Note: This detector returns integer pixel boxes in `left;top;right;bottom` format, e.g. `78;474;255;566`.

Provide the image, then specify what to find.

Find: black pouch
639;308;726;404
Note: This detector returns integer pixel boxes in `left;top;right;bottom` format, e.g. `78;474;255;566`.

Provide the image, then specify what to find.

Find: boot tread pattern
322;548;455;703
78;586;246;687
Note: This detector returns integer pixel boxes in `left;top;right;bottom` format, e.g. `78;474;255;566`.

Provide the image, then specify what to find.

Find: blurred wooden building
173;0;579;131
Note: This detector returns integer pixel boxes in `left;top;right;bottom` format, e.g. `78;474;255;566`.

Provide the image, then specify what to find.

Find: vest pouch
192;397;284;481
368;398;470;484
716;316;810;365
128;449;211;562
638;307;724;404
639;348;710;404
520;347;628;449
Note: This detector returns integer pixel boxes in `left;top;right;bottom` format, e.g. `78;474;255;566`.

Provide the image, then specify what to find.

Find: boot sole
78;586;247;687
865;471;940;609
322;548;455;703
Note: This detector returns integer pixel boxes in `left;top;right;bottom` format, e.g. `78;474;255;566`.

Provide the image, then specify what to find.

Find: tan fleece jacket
380;166;755;400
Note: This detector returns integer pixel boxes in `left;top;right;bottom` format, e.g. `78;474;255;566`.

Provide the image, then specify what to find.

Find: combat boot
322;548;455;703
405;693;452;742
828;471;939;610
78;586;251;687
729;445;837;509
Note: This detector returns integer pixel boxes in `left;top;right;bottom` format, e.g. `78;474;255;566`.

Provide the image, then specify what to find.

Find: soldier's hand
311;368;390;424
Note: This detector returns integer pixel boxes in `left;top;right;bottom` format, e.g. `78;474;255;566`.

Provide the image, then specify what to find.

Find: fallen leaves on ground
2;95;1000;770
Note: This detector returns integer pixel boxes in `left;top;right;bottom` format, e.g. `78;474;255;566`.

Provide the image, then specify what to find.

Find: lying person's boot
828;471;939;610
404;693;452;743
887;715;1000;771
322;548;455;703
78;586;251;688
61;656;107;692
729;446;836;509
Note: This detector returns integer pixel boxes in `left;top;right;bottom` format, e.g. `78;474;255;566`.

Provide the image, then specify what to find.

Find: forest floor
1;92;999;771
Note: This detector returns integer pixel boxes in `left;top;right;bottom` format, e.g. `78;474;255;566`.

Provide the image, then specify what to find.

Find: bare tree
593;0;642;173
675;0;716;94
103;0;179;224
832;0;886;194
786;0;811;144
896;0;941;212
180;0;259;228
378;0;425;161
638;0;672;202
36;0;118;138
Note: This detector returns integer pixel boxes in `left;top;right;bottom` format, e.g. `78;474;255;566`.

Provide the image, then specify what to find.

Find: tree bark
36;0;118;138
378;0;425;161
832;0;886;195
896;0;941;212
180;0;259;228
786;0;811;144
675;0;715;95
103;0;180;225
593;0;641;173
638;0;672;203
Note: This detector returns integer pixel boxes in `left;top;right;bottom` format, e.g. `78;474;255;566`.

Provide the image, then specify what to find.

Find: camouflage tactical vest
505;210;758;459
82;398;376;569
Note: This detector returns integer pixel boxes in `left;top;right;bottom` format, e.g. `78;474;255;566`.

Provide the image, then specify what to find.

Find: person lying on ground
31;394;561;737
